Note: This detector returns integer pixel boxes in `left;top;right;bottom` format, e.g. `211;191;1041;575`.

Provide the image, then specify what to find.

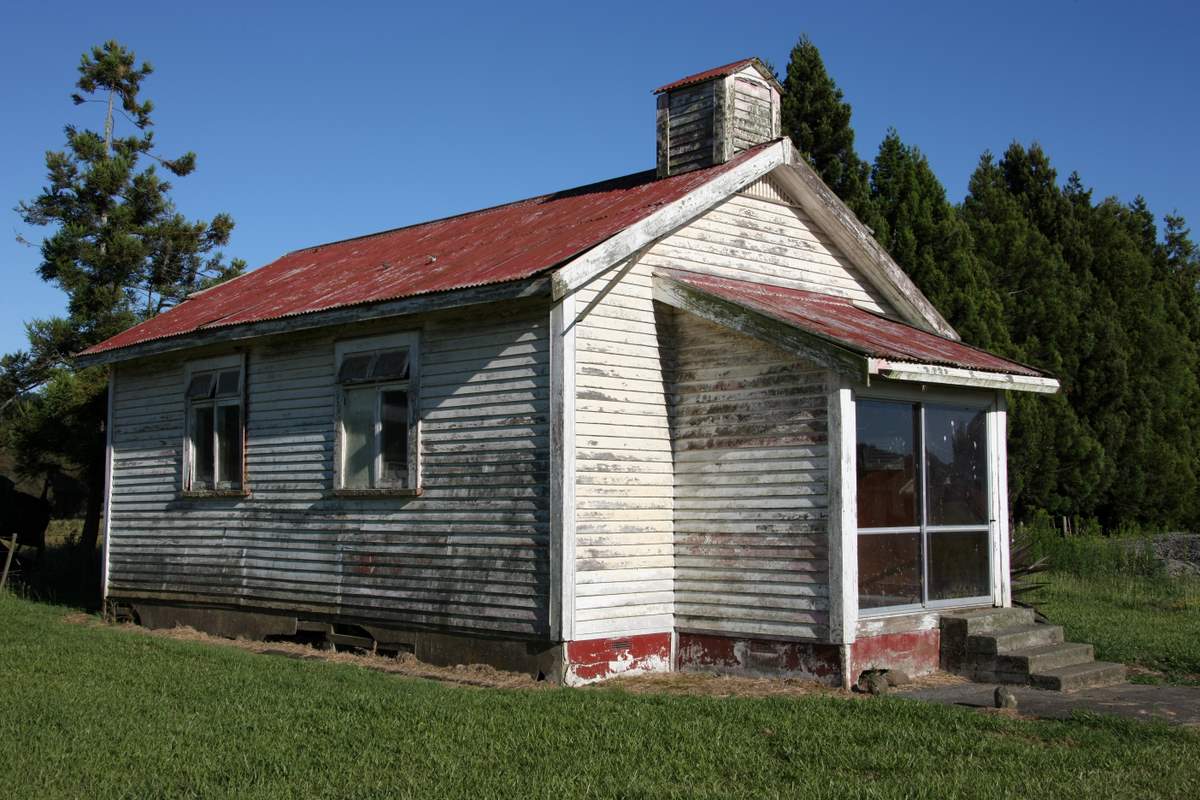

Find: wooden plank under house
81;57;1090;689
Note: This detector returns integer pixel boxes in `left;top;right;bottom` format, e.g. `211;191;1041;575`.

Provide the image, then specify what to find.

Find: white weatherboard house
80;59;1066;687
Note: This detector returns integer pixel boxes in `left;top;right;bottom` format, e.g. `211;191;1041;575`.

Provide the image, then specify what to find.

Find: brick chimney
654;57;783;178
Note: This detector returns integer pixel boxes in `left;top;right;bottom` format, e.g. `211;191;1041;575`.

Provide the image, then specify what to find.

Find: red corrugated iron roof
660;270;1044;377
82;142;777;357
654;57;770;94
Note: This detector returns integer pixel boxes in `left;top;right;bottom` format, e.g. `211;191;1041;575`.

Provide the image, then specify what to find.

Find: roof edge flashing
867;358;1060;394
74;276;552;369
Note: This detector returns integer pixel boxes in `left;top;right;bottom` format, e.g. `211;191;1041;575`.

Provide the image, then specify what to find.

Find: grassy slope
1037;572;1200;685
1;594;1198;800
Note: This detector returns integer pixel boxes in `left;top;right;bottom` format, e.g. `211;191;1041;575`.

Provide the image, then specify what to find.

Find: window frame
182;353;247;497
332;331;422;496
854;384;998;617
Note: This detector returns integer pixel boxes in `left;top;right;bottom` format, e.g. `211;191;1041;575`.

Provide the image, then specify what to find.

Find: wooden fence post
1;534;17;590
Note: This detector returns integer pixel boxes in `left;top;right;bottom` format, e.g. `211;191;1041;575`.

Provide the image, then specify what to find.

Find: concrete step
968;624;1064;655
995;642;1094;674
1030;661;1127;692
941;606;1036;637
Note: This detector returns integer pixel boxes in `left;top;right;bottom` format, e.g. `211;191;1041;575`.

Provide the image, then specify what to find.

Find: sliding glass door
856;398;992;612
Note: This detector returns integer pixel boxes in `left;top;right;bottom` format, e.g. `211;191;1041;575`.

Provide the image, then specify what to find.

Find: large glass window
857;399;991;610
336;335;419;492
186;363;243;492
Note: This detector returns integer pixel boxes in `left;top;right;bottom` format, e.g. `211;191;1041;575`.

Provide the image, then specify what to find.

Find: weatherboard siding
666;82;717;175
572;257;676;638
107;302;552;638
570;179;860;642
731;75;774;154
641;174;893;314
669;314;831;641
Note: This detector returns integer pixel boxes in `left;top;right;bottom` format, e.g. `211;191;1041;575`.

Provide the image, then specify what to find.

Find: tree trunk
78;455;103;555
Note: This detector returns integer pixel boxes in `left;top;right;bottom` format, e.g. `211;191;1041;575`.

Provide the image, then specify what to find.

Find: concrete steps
968;623;1064;655
1030;661;1128;692
940;608;1125;692
999;642;1094;674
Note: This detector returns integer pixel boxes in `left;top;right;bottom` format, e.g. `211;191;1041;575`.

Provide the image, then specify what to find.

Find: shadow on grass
4;535;102;611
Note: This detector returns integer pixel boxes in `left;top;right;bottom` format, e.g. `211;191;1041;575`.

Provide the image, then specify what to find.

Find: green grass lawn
1;593;1198;799
1035;571;1200;685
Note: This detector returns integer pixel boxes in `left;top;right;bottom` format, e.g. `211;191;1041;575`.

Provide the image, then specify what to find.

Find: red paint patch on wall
849;629;940;679
565;633;672;685
676;633;840;683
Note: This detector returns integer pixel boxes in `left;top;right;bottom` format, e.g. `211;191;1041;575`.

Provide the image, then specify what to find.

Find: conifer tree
961;145;1106;520
869;130;1008;349
963;143;1200;528
779;35;883;234
4;41;243;552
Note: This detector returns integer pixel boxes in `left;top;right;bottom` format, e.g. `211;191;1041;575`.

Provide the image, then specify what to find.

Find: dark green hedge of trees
783;36;1200;530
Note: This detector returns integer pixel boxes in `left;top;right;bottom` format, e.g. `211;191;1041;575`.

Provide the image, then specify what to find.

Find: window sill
332;488;423;499
180;489;250;499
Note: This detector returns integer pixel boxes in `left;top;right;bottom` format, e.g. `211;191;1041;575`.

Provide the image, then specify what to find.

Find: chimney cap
653;57;782;95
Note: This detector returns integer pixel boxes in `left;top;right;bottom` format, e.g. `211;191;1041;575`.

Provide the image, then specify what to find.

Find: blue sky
1;1;1196;356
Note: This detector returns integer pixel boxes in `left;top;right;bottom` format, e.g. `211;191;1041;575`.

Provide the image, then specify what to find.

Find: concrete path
899;682;1200;727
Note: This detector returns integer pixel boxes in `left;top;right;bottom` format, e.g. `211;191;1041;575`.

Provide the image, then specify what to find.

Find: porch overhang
652;270;1060;395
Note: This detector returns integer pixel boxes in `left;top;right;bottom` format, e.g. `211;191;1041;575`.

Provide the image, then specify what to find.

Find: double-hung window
855;398;993;612
185;355;245;493
335;332;420;493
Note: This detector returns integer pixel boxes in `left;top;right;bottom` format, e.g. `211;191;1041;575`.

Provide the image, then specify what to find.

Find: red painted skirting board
675;632;841;683
565;629;941;686
565;633;672;685
848;629;941;680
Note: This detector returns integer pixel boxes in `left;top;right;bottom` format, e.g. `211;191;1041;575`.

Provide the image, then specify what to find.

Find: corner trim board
101;368;115;604
549;293;577;641
991;392;1012;606
826;378;858;644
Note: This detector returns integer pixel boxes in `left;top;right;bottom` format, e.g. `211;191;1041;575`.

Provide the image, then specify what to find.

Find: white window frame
853;383;1000;617
182;353;246;495
333;331;421;495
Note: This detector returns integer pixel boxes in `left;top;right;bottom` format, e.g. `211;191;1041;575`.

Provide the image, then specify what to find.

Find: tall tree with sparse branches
4;40;244;554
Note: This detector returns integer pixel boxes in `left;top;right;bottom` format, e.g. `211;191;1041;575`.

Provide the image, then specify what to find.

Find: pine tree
868;130;1008;349
960;145;1106;520
4;41;243;552
779;35;883;234
962;142;1200;528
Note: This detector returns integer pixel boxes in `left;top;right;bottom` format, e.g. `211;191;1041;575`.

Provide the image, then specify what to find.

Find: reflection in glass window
342;388;376;488
216;405;242;487
371;350;410;381
929;530;990;600
336;341;417;490
380;391;409;485
925;406;988;525
187;364;243;491
856;400;919;527
858;532;922;609
191;406;215;489
856;399;991;610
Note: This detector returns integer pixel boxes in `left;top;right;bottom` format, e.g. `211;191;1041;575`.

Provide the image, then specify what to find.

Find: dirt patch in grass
64;611;544;690
905;671;971;689
61;610;977;701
